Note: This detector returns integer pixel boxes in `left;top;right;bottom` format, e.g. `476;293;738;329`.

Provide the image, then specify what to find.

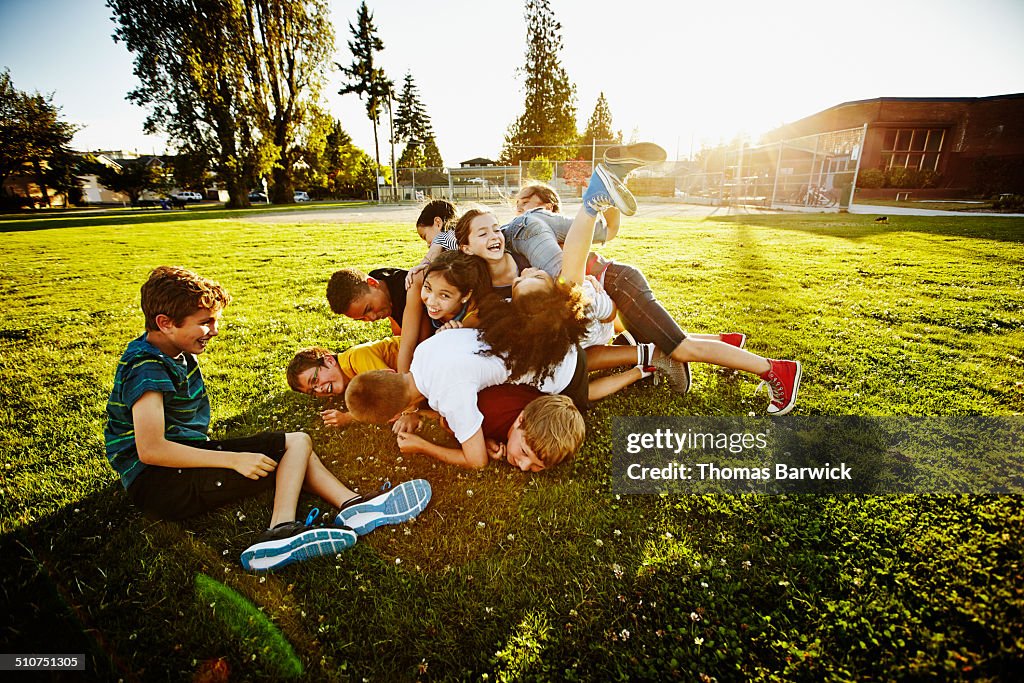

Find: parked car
248;191;268;202
171;191;204;201
293;191;310;202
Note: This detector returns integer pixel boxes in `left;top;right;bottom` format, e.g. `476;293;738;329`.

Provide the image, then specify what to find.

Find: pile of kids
105;144;801;571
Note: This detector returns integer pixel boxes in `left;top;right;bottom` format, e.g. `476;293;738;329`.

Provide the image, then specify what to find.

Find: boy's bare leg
302;449;359;508
269;432;314;527
588;368;644;402
270;433;360;527
585;344;643;371
670;338;770;376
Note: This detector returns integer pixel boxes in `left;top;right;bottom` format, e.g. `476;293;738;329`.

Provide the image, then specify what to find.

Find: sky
2;0;1024;166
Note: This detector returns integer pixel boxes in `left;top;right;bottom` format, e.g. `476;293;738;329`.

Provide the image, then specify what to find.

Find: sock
636;343;656;375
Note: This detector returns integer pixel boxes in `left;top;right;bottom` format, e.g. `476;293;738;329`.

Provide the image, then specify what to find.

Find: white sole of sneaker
241;527;357;571
767;362;802;416
594;165;637;216
336;479;432;535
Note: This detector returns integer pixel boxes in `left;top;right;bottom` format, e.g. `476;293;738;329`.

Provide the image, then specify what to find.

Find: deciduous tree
501;0;578;165
108;0;334;207
0;69;78;207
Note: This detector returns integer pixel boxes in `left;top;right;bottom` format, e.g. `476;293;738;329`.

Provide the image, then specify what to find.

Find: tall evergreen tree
393;72;444;169
337;1;393;194
500;0;578;164
580;91;621;161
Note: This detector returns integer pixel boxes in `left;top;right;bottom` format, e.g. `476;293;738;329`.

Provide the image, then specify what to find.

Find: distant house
761;93;1024;191
460;157;498;168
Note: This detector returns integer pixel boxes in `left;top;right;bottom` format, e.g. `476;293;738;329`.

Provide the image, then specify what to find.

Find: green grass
1;207;1023;680
857;199;999;212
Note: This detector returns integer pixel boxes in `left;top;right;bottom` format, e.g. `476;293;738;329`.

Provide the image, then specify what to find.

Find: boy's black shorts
127;432;287;521
559;345;589;413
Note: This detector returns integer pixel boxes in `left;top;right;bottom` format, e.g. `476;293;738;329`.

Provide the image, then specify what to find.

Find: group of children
105;143;802;571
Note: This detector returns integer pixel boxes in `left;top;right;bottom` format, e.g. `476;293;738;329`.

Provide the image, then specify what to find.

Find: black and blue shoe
334;479;432;535
240;508;357;572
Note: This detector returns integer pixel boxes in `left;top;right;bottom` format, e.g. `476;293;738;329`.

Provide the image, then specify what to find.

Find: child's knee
284;431;314;454
670;338;700;362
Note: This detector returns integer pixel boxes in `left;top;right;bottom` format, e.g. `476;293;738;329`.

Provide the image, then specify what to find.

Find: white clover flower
620;629;630;641
700;581;709;588
614;529;622;536
690;611;701;622
694;637;704;646
595;539;604;547
395;557;402;564
778;580;790;587
477;521;486;528
467;489;474;497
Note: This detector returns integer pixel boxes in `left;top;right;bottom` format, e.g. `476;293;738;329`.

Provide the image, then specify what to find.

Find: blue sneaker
335;479;432;535
603;142;667;180
582;165;637;217
240;508;357;572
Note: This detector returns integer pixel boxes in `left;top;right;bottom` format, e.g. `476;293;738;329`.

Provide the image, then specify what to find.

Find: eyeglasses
307;363;331;396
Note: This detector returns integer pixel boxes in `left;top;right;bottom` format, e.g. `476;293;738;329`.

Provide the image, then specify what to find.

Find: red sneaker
720;333;746;349
757;359;801;415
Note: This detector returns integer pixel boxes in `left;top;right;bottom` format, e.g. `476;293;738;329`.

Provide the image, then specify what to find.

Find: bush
992;194;1024;211
857;168;885;189
525;156;554;182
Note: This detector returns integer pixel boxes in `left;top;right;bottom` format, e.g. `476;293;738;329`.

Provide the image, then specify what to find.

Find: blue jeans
602;261;687;353
502;212;685;354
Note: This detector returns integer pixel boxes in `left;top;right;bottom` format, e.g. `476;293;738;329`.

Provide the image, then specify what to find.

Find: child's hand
390;411;421;434
231;452;278;479
438;320;464;332
585;274;606;293
396;431;428;454
320;409;354;428
486;439;506;461
405;262;429;289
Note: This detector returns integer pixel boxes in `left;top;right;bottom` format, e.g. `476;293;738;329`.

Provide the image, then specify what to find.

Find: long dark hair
476;279;588;385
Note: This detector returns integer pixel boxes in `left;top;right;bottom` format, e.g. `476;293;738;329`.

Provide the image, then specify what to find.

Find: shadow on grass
0;201;373;234
710;212;1024;245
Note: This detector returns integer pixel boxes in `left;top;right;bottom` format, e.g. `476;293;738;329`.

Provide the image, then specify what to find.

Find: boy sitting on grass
104;266;431;571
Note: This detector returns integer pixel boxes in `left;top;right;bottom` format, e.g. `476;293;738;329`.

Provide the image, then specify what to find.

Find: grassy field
1;206;1023;681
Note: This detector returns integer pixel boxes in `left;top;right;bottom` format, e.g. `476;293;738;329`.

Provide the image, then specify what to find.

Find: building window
880;128;945;171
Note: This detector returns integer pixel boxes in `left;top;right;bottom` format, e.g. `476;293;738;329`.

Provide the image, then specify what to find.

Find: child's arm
601;208;620;242
396;271;428;373
405;242;445;289
559;205;600;285
132;391;277;479
395;427;489;469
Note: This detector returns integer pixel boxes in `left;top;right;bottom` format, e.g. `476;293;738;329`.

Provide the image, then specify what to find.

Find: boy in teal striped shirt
105;266;430;571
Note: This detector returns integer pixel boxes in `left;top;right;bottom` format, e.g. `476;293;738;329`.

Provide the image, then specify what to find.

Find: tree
525;155;554;182
580;91;621;161
108;0;334;207
80;155;165;204
500;0;578;165
236;0;334;203
0;69;79;207
393;72;444;169
337;1;393;197
562;158;591;196
314;118;383;198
